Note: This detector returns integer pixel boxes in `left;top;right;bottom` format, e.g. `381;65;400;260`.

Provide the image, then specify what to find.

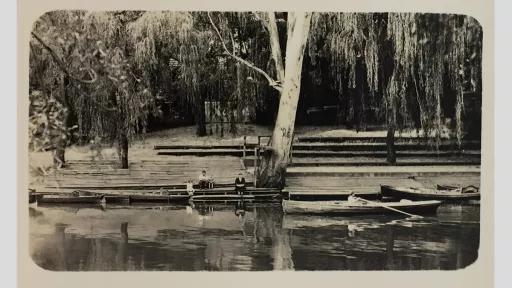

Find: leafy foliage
29;11;482;153
309;13;482;146
30;11;156;151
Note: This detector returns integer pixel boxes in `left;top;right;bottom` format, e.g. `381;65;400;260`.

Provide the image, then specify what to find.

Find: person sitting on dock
198;170;213;190
235;172;246;196
186;180;195;196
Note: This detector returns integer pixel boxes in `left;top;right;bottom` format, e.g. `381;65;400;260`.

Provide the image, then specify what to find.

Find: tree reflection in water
29;203;479;271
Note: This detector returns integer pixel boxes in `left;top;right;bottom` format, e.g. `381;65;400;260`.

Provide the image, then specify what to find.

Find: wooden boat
381;185;480;201
128;194;190;203
191;194;255;201
283;189;380;201
103;195;131;204
282;199;441;215
29;193;37;204
32;186;281;205
37;194;104;204
436;184;479;193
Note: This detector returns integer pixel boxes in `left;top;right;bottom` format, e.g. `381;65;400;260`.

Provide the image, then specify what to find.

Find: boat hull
283;190;380;201
37;195;104;204
128;195;190;203
282;199;441;215
381;185;480;201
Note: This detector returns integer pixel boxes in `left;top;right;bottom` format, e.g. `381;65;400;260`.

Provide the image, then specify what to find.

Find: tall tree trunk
53;75;71;168
196;94;207;137
53;138;66;168
386;124;396;165
257;12;312;188
118;133;129;169
229;109;237;135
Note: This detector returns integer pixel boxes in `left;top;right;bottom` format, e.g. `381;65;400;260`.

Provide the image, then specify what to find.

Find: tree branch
207;12;282;93
252;12;270;32
266;12;285;83
31;32;98;84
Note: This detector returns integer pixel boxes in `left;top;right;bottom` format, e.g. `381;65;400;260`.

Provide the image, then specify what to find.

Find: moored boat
29;193;37;204
129;194;190;203
37;194;104;204
282;199;441;215
282;189;380;201
436;184;479;194
381;185;480;201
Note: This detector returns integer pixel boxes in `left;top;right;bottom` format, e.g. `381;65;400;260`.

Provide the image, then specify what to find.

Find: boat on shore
282;199;441;215
381;185;480;201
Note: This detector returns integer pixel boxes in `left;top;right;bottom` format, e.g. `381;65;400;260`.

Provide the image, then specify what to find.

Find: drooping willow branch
207;12;283;93
31;32;98;84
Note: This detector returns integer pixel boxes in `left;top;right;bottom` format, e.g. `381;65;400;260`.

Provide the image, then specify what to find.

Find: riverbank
29;125;480;192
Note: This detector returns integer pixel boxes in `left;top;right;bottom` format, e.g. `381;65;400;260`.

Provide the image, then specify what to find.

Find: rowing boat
37;194;104;204
128;194;190;203
282;199;441;215
282;189;380;201
436;184;479;194
381;185;480;201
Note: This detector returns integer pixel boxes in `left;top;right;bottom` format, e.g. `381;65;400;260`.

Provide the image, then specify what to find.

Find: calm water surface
29;202;479;271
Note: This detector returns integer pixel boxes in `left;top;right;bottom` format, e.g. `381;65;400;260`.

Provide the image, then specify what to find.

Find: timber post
289;133;295;164
243;136;247;160
120;222;128;234
253;147;258;188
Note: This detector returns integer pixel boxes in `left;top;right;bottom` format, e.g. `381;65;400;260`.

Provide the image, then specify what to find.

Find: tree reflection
254;206;294;270
29;204;479;271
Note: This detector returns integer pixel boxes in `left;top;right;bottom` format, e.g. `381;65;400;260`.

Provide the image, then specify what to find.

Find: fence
242;134;295;187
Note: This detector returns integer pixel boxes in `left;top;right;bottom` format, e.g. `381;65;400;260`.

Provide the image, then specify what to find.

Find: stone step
154;142;481;152
285;165;481;177
158;149;481;158
244;156;480;168
296;136;480;144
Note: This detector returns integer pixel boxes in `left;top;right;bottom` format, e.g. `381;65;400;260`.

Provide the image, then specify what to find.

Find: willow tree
307;13;482;164
130;12;272;137
386;13;482;155
30;11;156;168
129;12;209;136
30;11;98;167
74;11;155;168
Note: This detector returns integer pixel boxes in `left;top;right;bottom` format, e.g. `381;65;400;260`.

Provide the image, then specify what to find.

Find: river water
29;202;479;271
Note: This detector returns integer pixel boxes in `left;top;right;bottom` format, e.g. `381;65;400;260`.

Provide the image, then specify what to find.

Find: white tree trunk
267;12;285;83
258;12;312;188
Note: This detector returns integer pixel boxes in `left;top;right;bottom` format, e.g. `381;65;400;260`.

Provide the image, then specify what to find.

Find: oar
354;197;423;219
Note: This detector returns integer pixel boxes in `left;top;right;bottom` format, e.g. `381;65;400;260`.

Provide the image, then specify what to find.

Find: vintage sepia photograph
27;10;482;271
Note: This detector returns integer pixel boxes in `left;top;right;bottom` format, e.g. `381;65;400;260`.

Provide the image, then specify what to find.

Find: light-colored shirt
198;174;208;181
347;195;359;204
